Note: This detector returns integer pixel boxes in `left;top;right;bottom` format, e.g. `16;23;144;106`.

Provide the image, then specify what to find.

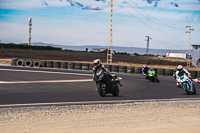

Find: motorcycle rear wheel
97;82;107;97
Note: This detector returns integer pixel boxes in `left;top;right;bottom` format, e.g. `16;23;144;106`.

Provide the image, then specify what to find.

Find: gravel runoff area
1;100;200;133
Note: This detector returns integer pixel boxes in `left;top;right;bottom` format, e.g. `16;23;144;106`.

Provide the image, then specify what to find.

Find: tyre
151;76;155;82
68;62;75;70
61;62;68;69
158;69;165;76
127;66;134;73
89;64;93;71
40;61;46;68
153;68;158;73
112;65;119;72
197;71;200;79
111;82;119;96
190;71;197;79
75;63;82;70
119;66;127;73
192;84;196;95
11;58;18;66
16;59;24;66
156;78;160;83
82;63;89;70
165;69;173;76
25;60;33;67
183;83;191;95
46;61;53;68
33;60;41;67
135;67;142;74
104;65;112;72
97;82;106;97
53;61;61;69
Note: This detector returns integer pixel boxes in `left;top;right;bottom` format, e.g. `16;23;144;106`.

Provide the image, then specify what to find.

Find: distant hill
31;42;190;56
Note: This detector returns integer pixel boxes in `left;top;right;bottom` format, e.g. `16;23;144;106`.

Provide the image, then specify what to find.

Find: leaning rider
175;65;191;86
142;64;151;79
93;59;123;86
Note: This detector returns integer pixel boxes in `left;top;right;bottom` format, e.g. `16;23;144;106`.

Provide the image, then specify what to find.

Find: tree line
113;50;165;57
0;43;62;50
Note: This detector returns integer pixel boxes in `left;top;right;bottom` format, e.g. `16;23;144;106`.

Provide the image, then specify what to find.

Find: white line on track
0;68;93;84
0;79;93;84
0;68;92;76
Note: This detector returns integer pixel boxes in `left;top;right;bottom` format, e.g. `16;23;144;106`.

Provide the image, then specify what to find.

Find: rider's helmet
177;65;183;71
143;64;147;68
93;59;101;69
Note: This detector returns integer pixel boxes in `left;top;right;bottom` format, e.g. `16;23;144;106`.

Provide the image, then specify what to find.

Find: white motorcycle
177;73;196;95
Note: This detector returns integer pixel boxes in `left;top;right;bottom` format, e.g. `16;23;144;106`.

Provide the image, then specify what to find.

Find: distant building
92;48;108;53
192;44;200;67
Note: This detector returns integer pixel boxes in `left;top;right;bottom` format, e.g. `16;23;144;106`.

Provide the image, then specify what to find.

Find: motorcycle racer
142;64;151;79
93;59;123;86
175;65;191;86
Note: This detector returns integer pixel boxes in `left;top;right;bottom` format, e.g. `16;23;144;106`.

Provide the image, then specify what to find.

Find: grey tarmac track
0;65;200;106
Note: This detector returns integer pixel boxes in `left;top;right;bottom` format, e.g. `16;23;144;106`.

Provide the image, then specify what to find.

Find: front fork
182;82;193;91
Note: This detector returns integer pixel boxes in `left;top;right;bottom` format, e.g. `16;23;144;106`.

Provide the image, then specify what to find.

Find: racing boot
118;81;124;86
116;78;124;86
176;79;181;87
176;82;180;87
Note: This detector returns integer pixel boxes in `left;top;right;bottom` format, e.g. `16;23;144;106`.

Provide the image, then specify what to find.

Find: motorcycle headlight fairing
99;73;104;80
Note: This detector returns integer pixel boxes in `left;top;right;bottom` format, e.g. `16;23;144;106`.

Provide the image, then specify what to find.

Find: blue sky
0;0;200;50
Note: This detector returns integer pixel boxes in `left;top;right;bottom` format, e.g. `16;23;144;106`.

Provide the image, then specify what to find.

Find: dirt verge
0;100;200;133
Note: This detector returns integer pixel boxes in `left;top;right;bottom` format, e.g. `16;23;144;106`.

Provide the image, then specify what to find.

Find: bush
0;43;62;50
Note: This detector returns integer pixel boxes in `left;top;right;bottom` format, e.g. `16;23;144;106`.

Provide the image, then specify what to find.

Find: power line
114;0;162;32
152;32;186;44
114;0;183;34
128;0;184;30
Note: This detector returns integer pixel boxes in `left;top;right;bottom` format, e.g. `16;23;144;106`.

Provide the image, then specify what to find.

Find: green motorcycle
147;68;160;83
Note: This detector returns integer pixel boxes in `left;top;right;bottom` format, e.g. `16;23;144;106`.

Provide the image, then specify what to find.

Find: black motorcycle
94;69;120;97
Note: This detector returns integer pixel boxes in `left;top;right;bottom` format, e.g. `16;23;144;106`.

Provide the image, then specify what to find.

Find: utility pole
107;0;113;64
186;26;194;68
145;36;152;65
145;36;152;55
29;17;32;45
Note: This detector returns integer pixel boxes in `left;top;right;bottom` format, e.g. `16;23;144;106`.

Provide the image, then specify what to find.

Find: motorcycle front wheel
97;82;107;97
192;84;196;94
111;82;119;96
156;78;160;83
151;76;155;82
183;83;191;95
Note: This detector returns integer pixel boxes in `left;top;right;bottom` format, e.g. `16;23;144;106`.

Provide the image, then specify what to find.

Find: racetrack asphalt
0;65;200;106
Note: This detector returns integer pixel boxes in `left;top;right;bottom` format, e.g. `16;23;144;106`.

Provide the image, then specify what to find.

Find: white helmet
93;59;101;68
177;65;183;71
